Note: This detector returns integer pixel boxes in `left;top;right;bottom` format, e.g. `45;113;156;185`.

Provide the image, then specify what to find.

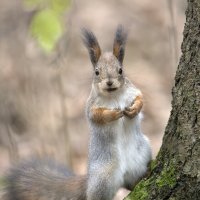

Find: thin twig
167;0;179;70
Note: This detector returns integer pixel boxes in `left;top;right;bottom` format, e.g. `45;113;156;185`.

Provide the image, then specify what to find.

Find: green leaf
30;9;63;52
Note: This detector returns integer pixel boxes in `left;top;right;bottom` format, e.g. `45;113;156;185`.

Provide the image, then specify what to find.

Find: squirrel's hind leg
87;164;121;200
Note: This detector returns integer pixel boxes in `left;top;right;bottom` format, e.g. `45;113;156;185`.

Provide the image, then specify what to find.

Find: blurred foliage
30;9;63;51
24;0;71;52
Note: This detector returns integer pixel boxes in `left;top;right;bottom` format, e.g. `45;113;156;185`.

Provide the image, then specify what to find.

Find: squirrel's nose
107;81;113;87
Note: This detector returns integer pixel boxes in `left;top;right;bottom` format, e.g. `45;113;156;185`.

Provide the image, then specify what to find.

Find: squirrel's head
82;25;128;96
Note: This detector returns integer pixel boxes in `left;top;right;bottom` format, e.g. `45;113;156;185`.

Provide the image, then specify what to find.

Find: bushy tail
5;159;86;200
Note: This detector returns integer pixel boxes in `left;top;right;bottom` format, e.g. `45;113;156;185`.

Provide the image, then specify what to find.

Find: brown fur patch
113;25;127;64
133;95;143;112
92;45;101;63
123;95;143;118
113;43;121;60
91;107;123;124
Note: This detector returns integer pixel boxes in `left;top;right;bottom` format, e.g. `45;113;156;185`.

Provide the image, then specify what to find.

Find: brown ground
0;0;186;199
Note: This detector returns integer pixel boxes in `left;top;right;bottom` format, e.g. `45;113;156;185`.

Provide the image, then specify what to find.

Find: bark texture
126;0;200;199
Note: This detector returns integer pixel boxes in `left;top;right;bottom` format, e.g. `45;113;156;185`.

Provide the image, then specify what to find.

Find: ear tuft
82;28;101;66
113;25;128;64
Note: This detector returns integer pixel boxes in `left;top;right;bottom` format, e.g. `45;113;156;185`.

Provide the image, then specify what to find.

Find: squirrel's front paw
123;106;138;119
123;95;143;119
114;109;124;119
91;107;123;124
104;109;123;122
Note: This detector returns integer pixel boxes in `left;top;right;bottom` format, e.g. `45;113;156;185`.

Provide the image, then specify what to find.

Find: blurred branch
6;124;19;162
50;0;78;167
167;0;179;70
56;70;72;166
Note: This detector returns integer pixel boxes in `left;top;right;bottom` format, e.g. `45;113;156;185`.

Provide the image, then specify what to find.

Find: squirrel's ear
82;28;101;67
113;25;128;65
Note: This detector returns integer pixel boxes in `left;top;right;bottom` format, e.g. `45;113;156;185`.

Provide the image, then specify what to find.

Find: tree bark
126;0;200;199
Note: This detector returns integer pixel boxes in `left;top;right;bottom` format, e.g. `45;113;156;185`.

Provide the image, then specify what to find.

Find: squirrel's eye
119;68;123;75
95;70;99;76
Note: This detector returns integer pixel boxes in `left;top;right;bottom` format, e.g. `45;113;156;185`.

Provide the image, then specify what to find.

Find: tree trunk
125;0;200;199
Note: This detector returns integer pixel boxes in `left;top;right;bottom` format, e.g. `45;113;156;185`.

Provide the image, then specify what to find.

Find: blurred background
0;0;186;199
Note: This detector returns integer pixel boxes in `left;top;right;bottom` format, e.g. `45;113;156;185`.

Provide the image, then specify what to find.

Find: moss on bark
125;162;177;200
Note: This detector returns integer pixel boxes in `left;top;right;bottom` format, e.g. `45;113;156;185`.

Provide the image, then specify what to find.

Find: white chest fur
94;85;151;183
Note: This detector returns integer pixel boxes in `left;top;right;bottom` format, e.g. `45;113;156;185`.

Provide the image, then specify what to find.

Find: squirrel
4;25;152;200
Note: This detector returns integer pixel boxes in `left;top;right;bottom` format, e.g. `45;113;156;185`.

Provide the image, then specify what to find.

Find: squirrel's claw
117;110;124;118
125;107;131;111
123;108;138;119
